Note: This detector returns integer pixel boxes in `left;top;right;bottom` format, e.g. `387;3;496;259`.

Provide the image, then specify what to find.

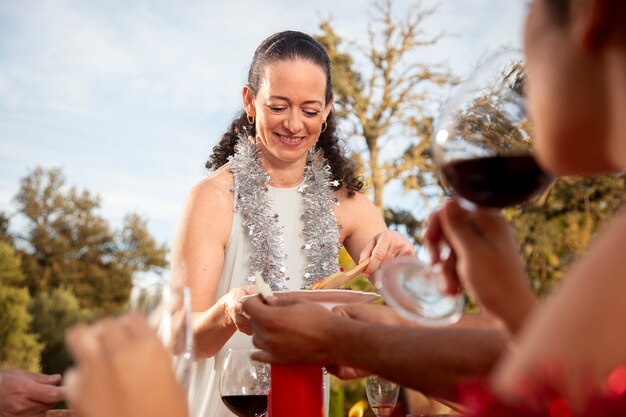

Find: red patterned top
459;366;626;417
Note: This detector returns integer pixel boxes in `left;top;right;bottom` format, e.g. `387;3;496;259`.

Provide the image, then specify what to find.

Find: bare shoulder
334;188;379;219
334;188;374;210
176;164;234;248
188;163;234;207
334;188;384;237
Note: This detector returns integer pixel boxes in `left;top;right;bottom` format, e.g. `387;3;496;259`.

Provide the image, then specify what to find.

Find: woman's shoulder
189;164;234;198
333;188;382;232
186;164;234;212
334;188;376;211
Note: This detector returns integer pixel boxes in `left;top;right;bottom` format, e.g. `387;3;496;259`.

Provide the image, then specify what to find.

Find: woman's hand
424;200;537;334
64;314;188;417
221;285;256;335
359;231;415;279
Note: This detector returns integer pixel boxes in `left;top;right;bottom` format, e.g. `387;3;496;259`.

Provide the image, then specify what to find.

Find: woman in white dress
171;31;414;417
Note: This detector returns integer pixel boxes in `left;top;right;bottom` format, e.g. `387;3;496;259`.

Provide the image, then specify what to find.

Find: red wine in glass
221;394;268;417
220;349;269;417
441;154;552;208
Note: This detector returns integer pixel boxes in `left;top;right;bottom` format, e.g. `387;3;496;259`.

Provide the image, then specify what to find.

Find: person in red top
426;0;626;413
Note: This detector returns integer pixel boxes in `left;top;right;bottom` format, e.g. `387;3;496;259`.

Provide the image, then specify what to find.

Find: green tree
0;240;25;287
5;167;168;373
316;0;455;212
29;287;93;375
0;212;11;245
506;175;626;297
14;167;168;315
0;242;42;371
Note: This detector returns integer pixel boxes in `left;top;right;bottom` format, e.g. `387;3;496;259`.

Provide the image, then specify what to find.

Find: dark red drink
221;394;268;417
440;155;551;208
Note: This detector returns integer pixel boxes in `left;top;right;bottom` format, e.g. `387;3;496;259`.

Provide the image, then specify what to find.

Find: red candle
269;364;324;417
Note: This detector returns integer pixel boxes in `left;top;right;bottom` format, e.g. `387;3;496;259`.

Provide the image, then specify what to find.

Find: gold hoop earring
321;121;327;133
247;115;255;125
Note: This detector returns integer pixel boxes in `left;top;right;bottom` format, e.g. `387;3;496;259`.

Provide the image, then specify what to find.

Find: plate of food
241;289;380;310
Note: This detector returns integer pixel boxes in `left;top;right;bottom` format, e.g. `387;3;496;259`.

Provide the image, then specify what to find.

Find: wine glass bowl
365;375;400;417
220;348;270;417
376;257;464;327
433;49;551;208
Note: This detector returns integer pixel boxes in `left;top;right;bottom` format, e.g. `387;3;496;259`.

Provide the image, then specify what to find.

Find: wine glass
220;348;270;417
129;284;194;394
377;50;551;327
365;375;400;417
432;49;551;208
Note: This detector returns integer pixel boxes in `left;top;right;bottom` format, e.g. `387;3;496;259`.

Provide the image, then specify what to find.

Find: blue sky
0;0;527;250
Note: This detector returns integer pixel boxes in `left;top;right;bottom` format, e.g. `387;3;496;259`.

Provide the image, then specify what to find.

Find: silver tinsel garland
229;134;340;290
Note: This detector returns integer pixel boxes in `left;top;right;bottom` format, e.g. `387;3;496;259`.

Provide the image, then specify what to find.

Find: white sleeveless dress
189;184;332;417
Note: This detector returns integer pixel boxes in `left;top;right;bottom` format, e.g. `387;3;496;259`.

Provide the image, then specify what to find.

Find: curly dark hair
205;30;363;196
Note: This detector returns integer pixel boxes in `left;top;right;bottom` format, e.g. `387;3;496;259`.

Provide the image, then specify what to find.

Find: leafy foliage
30;287;94;374
1;167;168;372
14;167;167;315
0;242;42;371
506;175;626;297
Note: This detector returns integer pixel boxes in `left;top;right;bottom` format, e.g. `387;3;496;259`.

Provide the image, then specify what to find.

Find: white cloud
0;0;527;245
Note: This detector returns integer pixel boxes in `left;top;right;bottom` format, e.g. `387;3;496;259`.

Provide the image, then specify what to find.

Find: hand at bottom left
64;313;188;417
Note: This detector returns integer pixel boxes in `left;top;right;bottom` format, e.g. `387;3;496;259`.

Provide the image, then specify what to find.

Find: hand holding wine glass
365;375;399;417
377;50;548;328
220;348;270;417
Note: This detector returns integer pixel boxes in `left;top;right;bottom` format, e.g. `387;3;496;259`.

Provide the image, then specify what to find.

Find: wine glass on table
365;375;400;417
220;348;270;417
129;284;194;394
376;50;552;326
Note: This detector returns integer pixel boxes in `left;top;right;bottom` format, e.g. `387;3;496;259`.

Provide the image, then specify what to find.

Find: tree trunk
368;138;385;213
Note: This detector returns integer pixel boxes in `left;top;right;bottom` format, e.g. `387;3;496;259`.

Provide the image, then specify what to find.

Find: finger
15;370;62;386
249;349;276;364
331;305;353;318
63;368;81;406
65;324;104;365
358;234;378;265
331;303;370;320
241;295;268;316
242;284;257;296
441;251;461;295
121;312;155;341
98;317;132;356
364;237;391;278
439;200;485;260
235;313;253;335
26;380;66;404
424;210;444;261
249;332;272;354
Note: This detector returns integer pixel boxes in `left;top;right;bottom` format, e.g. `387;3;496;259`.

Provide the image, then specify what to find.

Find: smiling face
243;58;333;168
